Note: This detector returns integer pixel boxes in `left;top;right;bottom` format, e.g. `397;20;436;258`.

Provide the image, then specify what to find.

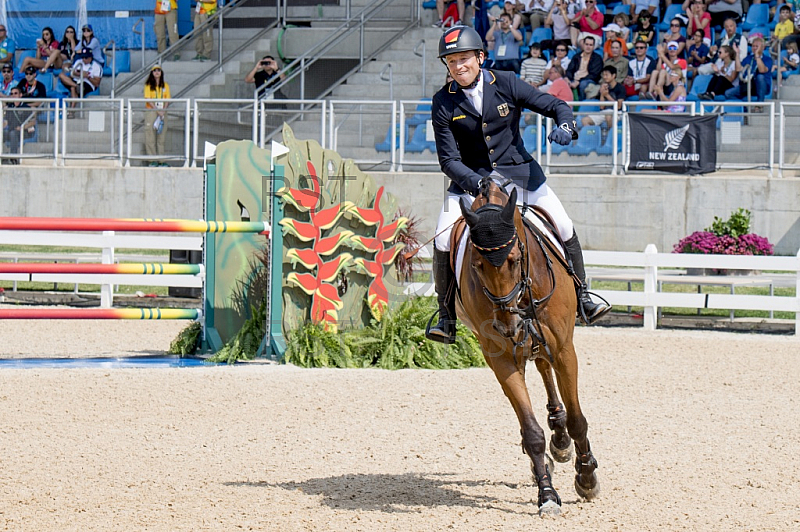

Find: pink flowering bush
673;210;774;256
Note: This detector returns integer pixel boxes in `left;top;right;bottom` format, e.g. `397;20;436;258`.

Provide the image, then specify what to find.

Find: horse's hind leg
489;356;562;516
553;343;600;501
534;358;573;463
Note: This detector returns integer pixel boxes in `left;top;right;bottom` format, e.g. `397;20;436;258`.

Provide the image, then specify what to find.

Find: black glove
548;122;575;145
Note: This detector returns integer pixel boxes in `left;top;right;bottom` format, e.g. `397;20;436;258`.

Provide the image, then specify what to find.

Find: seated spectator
499;1;523;30
573;0;603;48
0;24;15;70
566;35;603;99
433;0;466;27
705;0;743;29
581;65;626;127
542;44;572;84
519;0;552;30
633;10;655;45
686;0;711;46
771;5;795;56
698;17;746;76
79;25;104;66
626;0;658;22
41;26;78;72
520;44;548;87
653;69;687;112
542;65;573;101
542;0;579;54
1;64;15;95
244;55;286;98
774;41;799;76
604;40;629;84
3;87;35;164
16;66;47;106
626;38;657;98
486;13;523;73
19;27;59;74
699;45;738;99
602;24;629;60
645;41;687;99
661;19;687;58
614;13;632;43
59;48;103;109
686;29;710;80
723;35;773;103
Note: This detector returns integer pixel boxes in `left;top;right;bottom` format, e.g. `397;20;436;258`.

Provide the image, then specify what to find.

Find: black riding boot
426;248;457;344
564;231;611;325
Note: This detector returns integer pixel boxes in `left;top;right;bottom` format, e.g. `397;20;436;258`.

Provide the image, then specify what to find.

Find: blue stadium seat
375;123;408;152
406;103;431;126
687;74;712;101
741;4;769;31
529;27;552;45
103;50;131;76
567;125;602;155
657;4;684;31
748;25;771;41
596;129;621;155
612;3;629;15
405;124;435;153
422;0;436;8
36;72;53;96
522;125;545;153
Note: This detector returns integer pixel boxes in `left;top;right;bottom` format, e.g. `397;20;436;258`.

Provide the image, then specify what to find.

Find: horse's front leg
534;357;573;463
486;352;562;516
553;342;600;501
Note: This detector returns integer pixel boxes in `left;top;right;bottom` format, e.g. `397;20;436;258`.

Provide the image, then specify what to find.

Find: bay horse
454;179;599;516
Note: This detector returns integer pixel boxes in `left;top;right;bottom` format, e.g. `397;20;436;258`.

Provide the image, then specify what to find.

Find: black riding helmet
438;26;484;60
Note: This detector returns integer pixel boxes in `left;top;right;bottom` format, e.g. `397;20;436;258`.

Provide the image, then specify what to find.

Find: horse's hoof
574;474;600;501
550;438;573;463
538;499;562;517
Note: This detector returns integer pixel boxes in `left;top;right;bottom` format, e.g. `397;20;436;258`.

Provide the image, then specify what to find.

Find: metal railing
126;98;191;167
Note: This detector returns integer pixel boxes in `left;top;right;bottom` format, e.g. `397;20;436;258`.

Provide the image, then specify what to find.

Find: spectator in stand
542;64;573;100
771;5;795;55
543;44;572;82
521;43;548;87
19;27;60;74
626;38;657;98
661;19;687;58
16;66;47;106
686;29;710;80
486;13;523;73
433;0;466;27
654;69;687;112
604;40;630;84
574;0;604;48
500;1;523;30
59;48;103;111
613;13;632;43
3;87;35;164
625;0;658;22
645;41;687;99
41;26;78;72
155;0;180;61
144;65;171;167
724;35;772;105
542;0;580;54
698;44;738;99
581;65;626;127
518;0;553;30
0;24;15;69
244;55;286;98
566;35;603;99
686;0;711;46
705;0;743;29
192;1;218;61
774;41;799;75
602;24;629;60
633;10;655;45
1;64;15;95
79;25;104;67
698;17;747;75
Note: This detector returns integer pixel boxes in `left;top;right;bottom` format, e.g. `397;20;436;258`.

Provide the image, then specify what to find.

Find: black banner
627;114;717;175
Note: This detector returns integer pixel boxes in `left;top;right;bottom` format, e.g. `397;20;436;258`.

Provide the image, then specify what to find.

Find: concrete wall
2;167;798;256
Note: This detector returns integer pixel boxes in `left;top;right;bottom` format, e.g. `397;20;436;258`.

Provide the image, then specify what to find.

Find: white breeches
434;179;574;251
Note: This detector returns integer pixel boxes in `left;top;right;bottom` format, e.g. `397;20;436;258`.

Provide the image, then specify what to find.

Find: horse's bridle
471;180;557;363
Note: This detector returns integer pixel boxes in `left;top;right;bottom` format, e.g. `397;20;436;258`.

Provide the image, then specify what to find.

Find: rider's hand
548;123;574;145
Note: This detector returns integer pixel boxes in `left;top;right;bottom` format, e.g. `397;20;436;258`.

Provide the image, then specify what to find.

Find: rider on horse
426;25;611;344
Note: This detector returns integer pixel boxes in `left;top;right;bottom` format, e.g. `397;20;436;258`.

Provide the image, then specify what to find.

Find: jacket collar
449;69;496;118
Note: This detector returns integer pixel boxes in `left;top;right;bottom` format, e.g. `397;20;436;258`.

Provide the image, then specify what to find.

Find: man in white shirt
58;47;103;108
518;0;554;29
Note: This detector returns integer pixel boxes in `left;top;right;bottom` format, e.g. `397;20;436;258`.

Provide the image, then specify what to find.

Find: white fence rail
0;231;203;308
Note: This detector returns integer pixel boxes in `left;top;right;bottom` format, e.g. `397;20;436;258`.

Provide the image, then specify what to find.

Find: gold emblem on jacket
453;114;467;121
497;103;509;117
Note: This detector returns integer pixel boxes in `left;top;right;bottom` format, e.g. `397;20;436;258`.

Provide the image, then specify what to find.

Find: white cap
602;23;622;33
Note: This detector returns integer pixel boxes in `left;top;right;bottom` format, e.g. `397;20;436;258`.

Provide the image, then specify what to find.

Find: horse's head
460;185;527;340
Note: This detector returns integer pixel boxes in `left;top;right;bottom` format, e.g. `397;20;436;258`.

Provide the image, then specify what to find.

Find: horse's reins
402;222;456;261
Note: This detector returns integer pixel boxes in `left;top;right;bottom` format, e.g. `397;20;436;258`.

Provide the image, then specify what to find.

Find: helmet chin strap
457;70;482;90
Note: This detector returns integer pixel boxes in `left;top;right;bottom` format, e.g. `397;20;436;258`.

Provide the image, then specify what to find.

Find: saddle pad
455;209;564;287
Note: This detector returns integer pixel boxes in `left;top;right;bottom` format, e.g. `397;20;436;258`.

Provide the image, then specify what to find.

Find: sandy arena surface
0;317;799;531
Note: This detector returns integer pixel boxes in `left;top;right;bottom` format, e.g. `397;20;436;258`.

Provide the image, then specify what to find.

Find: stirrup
578;289;611;326
425;309;456;344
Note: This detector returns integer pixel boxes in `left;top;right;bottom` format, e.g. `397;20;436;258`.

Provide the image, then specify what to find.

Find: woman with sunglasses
661;19;686;58
39;26;78;72
144;65;171;167
19;27;59;73
79;25;104;66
